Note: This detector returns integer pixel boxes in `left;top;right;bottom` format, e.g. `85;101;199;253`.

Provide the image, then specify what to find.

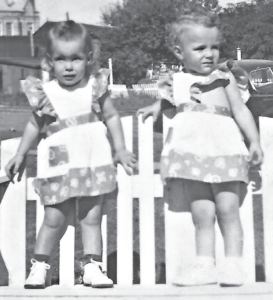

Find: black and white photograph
0;0;272;299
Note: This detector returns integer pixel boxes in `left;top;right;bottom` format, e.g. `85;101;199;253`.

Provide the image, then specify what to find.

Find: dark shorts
164;178;247;212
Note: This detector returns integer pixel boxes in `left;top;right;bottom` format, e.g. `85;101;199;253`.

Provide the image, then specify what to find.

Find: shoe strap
30;258;50;270
90;259;107;275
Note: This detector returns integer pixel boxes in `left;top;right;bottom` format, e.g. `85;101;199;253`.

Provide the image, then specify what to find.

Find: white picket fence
0;115;273;287
109;84;129;98
132;83;159;98
107;83;160;99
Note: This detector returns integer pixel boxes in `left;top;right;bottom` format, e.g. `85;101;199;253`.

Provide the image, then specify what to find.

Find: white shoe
83;259;113;288
24;259;50;289
173;257;217;286
219;258;244;287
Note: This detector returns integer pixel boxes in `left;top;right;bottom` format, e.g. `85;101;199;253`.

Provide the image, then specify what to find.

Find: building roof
0;36;32;57
0;57;41;69
0;0;29;12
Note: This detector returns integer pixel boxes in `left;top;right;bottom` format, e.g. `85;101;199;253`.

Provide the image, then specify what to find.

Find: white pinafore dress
160;69;249;184
23;69;116;206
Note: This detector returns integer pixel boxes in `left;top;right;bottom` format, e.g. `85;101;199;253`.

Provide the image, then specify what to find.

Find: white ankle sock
196;256;215;267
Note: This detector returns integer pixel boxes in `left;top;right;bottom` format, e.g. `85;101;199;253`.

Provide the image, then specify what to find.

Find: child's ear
41;53;53;72
87;51;93;66
173;45;184;61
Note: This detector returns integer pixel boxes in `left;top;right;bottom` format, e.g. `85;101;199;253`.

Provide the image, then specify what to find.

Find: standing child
5;20;136;289
138;8;263;287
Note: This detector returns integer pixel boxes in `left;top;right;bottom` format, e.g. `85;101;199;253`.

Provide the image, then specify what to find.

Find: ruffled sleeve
23;76;56;117
92;68;110;114
157;71;175;105
218;60;250;103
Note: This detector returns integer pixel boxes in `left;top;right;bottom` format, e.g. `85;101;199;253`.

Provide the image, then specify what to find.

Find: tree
100;0;219;86
220;0;273;60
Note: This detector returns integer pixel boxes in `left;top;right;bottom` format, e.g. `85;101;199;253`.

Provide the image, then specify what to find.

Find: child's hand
136;104;160;124
5;154;26;183
114;149;137;175
248;142;263;166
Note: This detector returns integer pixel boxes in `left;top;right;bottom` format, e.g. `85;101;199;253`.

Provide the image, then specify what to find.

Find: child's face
175;24;220;76
49;38;90;87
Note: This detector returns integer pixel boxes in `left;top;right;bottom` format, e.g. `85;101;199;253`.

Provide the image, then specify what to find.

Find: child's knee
216;201;240;221
192;205;216;228
43;212;65;229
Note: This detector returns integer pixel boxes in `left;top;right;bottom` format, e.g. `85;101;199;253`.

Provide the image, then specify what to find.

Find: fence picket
59;204;76;286
117;116;133;285
138;116;155;285
0;139;26;287
260;116;273;282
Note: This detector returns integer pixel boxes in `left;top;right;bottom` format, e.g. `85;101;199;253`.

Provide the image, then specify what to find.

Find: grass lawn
0;92;265;285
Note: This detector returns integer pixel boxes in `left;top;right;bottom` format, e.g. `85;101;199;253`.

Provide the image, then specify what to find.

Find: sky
36;0;123;26
36;0;243;27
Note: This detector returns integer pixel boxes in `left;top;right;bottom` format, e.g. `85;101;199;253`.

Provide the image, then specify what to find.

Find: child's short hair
167;7;220;51
47;20;92;53
41;20;99;73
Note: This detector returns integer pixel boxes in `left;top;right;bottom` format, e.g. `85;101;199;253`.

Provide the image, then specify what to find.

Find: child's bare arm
137;99;176;123
101;94;136;175
137;99;162;123
5;113;44;182
226;73;263;165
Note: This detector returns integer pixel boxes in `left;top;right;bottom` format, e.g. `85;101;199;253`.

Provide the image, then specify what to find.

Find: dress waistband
46;112;99;137
177;103;232;117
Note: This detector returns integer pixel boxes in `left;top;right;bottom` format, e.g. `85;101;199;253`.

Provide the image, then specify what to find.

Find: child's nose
204;48;213;58
65;61;73;71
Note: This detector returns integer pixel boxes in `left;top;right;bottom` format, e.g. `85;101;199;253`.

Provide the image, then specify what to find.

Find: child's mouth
64;75;76;80
203;62;213;66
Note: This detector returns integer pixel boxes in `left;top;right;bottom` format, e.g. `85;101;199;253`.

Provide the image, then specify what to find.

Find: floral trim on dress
23;76;57;118
161;150;249;184
91;68;110;118
177;103;232;117
33;165;117;205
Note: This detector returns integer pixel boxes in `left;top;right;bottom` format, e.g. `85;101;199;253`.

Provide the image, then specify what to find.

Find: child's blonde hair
42;20;100;75
167;7;220;51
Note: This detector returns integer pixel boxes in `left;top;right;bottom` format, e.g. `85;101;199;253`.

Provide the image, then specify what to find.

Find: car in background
236;59;273;127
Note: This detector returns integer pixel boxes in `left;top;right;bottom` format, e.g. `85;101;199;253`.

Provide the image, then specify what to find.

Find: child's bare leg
78;195;103;257
214;181;243;257
25;198;74;289
78;195;113;288
214;181;244;286
173;180;217;286
191;199;216;258
35;198;75;256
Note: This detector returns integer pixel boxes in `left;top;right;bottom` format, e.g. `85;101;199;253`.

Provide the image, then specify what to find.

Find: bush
113;91;157;116
0;92;29;107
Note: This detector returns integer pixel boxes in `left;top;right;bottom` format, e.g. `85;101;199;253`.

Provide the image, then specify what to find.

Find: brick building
0;0;39;36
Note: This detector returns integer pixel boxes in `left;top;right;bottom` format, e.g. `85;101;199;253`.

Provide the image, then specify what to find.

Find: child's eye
55;57;64;61
73;57;81;61
194;47;205;51
212;45;220;50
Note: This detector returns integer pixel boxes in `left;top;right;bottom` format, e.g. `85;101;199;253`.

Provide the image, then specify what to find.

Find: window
27;22;34;34
250;68;273;87
19;21;23;36
6;22;13;36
